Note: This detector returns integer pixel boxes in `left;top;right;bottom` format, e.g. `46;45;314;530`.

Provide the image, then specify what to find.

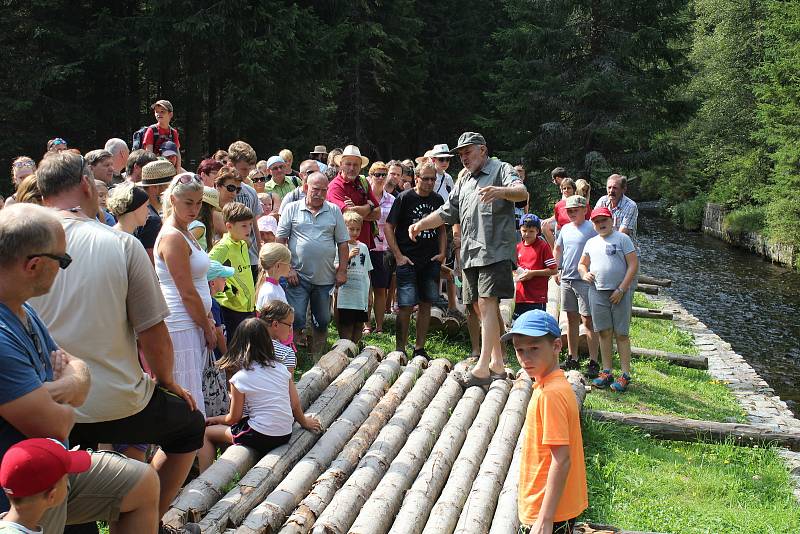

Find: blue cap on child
520;213;541;229
207;260;235;281
501;309;560;341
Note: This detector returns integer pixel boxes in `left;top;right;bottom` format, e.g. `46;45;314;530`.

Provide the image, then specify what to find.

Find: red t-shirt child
142;125;181;155
516;237;556;304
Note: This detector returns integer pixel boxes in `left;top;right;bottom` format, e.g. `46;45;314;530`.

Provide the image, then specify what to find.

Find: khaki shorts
462;260;515;303
41;451;150;532
561;278;591;316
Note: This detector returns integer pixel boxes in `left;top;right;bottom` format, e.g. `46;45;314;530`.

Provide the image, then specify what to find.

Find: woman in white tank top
155;173;213;416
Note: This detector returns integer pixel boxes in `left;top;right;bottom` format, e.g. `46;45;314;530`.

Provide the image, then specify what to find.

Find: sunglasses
252;176;268;183
52;138;67;146
28;252;72;269
176;173;202;185
13;160;35;169
419;176;436;182
371;172;387;178
435;157;450;163
223;184;243;193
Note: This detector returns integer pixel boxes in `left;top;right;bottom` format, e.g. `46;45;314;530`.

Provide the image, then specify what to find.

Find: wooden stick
635;283;659;295
389;386;487;534
197;348;383;534
163;344;358;528
588;410;800;451
454;377;533;534
488;417;526;534
278;356;428;534
577;522;668;534
638;274;672;287
630;347;708;369
420;379;512;534
310;359;452;534
631;307;673;320
235;353;406;534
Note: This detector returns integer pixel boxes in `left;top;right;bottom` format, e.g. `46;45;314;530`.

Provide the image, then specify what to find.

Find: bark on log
454;377;533;534
389;386;487;534
630;347;708;369
235;353;406;534
420;379;512;534
197;348;383;534
487;418;525;534
163;345;357;528
310;359;452;534
588;410;800;451
429;307;445;329
631;307;673;320
348;376;465;534
635;283;659;295
638;275;672;287
278;356;427;534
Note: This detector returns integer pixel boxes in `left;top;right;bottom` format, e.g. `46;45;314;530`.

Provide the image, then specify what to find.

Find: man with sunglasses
29;152;205;533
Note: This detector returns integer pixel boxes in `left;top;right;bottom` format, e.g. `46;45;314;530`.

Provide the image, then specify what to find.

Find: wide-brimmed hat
202;186;220;209
451;132;487;153
310;145;328;155
415;150;435;165
140;160;176;186
333;145;369;168
430;144;454;158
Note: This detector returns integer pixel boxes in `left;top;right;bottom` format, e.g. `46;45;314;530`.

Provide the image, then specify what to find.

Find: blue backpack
132;125;175;153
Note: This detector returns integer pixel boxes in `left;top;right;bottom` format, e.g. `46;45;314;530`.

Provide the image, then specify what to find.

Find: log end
332;338;358;357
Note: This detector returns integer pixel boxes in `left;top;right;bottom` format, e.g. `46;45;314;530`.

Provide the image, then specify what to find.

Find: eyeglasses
278;320;293;328
252;176;268;183
12;160;35;169
177;173;202;185
223;184;242;193
371;173;387;178
27;252;72;269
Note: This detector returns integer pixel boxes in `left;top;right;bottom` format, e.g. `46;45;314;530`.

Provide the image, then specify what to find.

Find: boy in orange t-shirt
502;309;588;534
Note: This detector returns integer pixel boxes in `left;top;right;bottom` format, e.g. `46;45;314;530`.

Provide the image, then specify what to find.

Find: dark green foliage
670;194;707;231
722;206;765;234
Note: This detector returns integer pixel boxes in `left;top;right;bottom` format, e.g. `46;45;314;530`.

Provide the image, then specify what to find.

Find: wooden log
310;359;452;534
197;348;382;534
420;379;512;534
499;298;514;328
278;356;427;534
163;345;357;528
389;386;487;534
454;377;533;534
630;347;708;369
638;274;672;287
429;307;445;330
631;307;673;320
442;315;461;337
235;353;406;534
577;523;668;534
487;418;526;534
635;283;659;295
588;410;800;451
348;376;465;534
565;370;588;410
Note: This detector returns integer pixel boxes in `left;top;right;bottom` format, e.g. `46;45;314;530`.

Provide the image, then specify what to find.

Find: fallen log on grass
577;523;668;534
197;348;383;534
454;376;533;534
588;410;800;451
310;359;452;534
487;419;525;534
635;283;659;295
163;342;359;528
389;386;487;534
631;307;673;320
420;379;512;534
235;352;406;534
630;347;708;369
565;370;588;410
638;275;671;287
348;376;465;534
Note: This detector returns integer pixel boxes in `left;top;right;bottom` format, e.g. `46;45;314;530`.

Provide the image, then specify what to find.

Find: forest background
1;0;799;263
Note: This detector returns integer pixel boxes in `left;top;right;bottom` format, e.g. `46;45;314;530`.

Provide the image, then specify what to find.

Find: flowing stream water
638;208;800;414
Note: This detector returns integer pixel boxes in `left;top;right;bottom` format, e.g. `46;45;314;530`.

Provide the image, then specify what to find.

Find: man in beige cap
327;145;380;248
410;132;527;387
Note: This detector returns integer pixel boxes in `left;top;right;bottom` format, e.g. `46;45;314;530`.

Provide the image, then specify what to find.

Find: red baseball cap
0;438;91;498
590;207;613;220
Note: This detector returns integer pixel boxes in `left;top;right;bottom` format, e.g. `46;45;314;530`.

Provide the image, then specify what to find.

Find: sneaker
412;347;430;360
586;359;601;379
611;373;631;392
564;357;580;371
592;370;614;389
160;522;201;534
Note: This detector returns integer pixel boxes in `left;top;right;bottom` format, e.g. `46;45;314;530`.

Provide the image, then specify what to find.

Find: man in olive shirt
410;132;528;388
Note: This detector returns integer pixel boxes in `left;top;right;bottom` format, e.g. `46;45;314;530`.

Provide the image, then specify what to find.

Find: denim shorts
396;260;441;307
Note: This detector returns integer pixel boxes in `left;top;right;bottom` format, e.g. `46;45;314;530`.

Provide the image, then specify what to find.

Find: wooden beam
630;347;708;369
632;307;673;320
638;275;672;287
635;283;659;295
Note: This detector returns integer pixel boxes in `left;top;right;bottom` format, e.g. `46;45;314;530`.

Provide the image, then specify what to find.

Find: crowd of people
0;99;640;534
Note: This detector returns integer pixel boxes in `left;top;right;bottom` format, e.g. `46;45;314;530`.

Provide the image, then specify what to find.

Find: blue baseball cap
520;213;541;229
207;260;235;281
267;155;286;169
500;309;560;342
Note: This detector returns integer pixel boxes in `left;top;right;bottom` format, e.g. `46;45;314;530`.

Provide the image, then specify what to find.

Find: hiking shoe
412;347;430;360
564;358;580;371
160;522;201;534
586;359;601;379
592;370;614;389
611;373;632;392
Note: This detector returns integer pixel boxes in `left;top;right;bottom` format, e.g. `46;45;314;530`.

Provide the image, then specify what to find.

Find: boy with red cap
0;438;91;533
578;206;639;392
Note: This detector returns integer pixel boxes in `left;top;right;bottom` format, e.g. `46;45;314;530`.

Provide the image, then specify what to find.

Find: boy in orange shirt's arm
503;309;588;534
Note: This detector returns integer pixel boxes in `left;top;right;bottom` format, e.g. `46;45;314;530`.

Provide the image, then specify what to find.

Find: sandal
454;370;493;388
489;369;510;381
362;325;373;336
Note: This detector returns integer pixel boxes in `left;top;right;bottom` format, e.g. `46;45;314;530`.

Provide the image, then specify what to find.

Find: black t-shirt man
386;189;444;265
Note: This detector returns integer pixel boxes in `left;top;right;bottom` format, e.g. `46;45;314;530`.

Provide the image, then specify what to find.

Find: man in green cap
409;132;528;387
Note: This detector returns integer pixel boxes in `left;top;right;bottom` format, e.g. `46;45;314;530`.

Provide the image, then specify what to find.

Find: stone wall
703;203;796;267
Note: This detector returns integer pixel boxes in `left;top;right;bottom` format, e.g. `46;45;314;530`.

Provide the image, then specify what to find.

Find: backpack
131;124;176;153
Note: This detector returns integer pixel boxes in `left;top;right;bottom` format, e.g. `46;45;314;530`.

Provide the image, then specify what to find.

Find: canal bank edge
645;290;800;502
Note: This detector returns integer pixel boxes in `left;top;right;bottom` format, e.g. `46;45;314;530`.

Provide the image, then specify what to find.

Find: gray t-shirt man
581;231;636;290
556;220;597;280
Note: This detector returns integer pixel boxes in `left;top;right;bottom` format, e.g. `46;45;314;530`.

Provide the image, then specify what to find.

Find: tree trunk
588;410;800;451
310;359;452;534
348;377;465;534
163;343;359;529
235;353;406;534
635;283;659;295
631;307;673;320
197;349;382;534
487;420;526;534
278;355;428;534
454;377;533;534
389;386;487;534
630;347;708;369
638;275;672;287
420;379;512;534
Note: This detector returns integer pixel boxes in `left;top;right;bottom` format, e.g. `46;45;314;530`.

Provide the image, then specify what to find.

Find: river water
638;209;800;413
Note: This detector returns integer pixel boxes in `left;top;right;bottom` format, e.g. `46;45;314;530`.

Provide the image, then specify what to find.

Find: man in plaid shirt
594;174;639;255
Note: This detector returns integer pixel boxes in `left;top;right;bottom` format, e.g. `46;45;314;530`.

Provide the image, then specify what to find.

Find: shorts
512;302;546;320
231;417;292;455
396;260;441;307
589;286;633;335
70;386;205;454
369;250;393;289
519;518;576;534
41;451;150;533
338;307;368;324
560;278;591;316
462;260;515;303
